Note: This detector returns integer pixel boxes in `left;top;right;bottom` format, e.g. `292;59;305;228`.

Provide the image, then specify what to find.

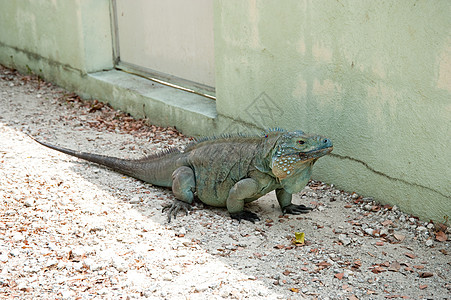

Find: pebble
162;273;173;281
12;233;25;242
338;234;351;246
194;283;210;292
364;204;373;211
417;226;427;232
24;198;34;207
112;256;127;272
364;228;374;236
179;227;187;236
130;195;141;204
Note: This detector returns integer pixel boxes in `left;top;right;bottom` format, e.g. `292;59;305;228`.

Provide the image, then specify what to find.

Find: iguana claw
162;200;192;223
230;211;260;223
282;204;313;215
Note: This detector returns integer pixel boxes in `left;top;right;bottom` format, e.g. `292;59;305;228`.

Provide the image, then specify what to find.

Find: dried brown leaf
435;231;447;242
371;266;386;274
418;271;433;278
283;270;292;276
316;261;332;268
413;265;425;269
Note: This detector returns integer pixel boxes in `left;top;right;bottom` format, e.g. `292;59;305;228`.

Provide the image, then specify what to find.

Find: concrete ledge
84;70;217;136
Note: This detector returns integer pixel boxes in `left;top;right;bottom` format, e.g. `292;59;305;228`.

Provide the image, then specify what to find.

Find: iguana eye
298;140;305;145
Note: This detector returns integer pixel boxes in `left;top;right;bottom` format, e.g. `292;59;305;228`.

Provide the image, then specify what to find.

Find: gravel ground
0;65;450;299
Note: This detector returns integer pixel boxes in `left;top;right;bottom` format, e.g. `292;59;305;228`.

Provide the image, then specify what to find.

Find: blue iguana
31;129;333;222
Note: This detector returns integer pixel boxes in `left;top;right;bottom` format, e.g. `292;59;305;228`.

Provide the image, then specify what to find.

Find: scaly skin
31;129;333;222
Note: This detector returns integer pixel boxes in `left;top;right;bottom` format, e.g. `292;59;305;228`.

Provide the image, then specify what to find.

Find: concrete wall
215;0;451;224
0;0;450;224
0;0;113;85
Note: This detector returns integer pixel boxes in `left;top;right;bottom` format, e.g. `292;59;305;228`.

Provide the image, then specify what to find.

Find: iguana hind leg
276;188;313;215
227;178;260;223
163;166;195;222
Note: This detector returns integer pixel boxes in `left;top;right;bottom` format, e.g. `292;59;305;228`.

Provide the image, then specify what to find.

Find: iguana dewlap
32;129;333;222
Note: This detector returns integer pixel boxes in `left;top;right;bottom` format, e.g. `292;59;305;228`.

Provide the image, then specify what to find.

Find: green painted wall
0;0;449;224
0;0;112;80
214;0;451;224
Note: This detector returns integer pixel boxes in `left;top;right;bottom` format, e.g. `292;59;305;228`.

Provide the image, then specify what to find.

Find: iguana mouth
298;146;333;160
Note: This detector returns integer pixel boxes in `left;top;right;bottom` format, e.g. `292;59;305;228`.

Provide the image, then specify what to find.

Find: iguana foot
230;211;260;223
162;200;192;223
282;204;313;215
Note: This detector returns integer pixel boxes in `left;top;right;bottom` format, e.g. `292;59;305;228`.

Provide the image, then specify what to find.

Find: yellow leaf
295;232;305;244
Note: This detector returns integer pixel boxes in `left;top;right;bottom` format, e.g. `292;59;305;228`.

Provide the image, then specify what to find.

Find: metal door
113;0;215;97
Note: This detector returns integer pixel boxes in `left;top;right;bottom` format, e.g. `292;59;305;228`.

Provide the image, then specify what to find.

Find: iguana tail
30;136;183;187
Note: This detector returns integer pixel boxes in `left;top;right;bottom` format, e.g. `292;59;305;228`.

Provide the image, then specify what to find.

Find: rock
24;198;34;207
72;261;83;271
364;228;375;236
17;281;29;292
194;282;210;292
70;246;86;261
220;288;231;298
363;204;373;211
12;233;24;242
380;229;389;236
171;265;182;274
111;256;127;272
338;234;351;246
425;239;433;247
162;273;173;281
45;259;58;268
10;249;20;257
417;226;427;232
130;196;141;204
179;227;187;236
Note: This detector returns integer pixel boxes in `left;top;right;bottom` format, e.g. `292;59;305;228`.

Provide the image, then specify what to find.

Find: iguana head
271;130;333;192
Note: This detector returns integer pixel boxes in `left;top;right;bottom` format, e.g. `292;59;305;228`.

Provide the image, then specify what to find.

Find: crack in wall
330;153;450;199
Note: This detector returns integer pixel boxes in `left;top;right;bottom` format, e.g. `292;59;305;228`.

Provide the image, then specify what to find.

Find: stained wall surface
214;1;450;223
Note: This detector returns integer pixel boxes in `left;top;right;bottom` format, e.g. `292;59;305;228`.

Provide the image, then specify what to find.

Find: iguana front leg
227;178;260;223
163;166;195;222
276;188;313;215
